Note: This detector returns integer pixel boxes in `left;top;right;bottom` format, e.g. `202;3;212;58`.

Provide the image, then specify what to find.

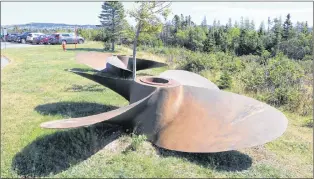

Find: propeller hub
138;76;180;87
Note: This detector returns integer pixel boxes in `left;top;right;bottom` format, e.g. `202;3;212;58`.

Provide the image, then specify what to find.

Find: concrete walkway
1;56;9;68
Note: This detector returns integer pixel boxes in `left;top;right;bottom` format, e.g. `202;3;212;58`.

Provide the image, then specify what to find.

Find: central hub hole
146;78;169;83
140;77;170;86
149;77;169;84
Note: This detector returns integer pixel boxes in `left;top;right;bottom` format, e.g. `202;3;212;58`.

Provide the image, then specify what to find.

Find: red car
33;35;50;45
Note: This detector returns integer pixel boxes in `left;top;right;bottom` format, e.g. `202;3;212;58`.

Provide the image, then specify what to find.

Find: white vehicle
26;33;45;43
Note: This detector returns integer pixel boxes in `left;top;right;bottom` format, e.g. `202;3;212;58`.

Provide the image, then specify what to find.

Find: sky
1;2;313;28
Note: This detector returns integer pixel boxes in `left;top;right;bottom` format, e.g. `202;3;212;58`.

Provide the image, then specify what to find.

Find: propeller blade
76;52;113;71
68;69;133;101
139;85;288;153
40;89;157;129
159;70;219;90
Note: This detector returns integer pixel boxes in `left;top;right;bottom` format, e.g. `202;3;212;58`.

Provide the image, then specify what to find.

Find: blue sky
1;2;313;27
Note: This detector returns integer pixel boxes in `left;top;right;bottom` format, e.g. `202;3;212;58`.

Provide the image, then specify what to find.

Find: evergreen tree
258;21;266;36
228;18;232;28
234;21;239;28
272;17;283;54
250;20;255;30
283;13;293;40
240;16;244;29
267;17;272;32
201;16;207;27
99;1;125;51
302;21;309;35
172;14;181;33
203;30;216;53
244;18;250;29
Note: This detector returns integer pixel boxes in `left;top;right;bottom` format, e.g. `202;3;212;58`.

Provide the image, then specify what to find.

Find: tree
244;18;250;29
13;25;21;33
128;2;171;80
258;21;266;36
172;14;181;33
201;16;207;27
203;30;216;53
302;21;309;35
99;1;125;51
240;16;244;29
250;20;255;30
283;13;293;40
267;17;272;32
272;17;283;54
227;18;232;28
234;21;239;28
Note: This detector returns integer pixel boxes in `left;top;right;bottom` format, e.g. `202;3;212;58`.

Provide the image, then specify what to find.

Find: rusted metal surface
40;68;288;153
75;52;167;78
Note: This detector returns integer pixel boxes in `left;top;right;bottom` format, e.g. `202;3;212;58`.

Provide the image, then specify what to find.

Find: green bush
138;46;312;116
239;53;311;115
217;71;232;89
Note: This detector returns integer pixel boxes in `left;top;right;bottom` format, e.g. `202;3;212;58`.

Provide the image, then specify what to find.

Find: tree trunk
132;22;141;80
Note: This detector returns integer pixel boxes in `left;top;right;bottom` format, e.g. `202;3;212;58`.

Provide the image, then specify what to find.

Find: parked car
33;34;50;44
49;33;84;45
26;33;45;44
13;33;22;42
7;33;18;42
16;32;31;43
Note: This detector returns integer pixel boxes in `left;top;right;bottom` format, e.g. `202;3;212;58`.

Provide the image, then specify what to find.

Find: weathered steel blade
40;89;157;129
76;52;168;78
76;52;113;71
68;69;133;101
128;57;168;71
138;84;288;153
159;70;219;90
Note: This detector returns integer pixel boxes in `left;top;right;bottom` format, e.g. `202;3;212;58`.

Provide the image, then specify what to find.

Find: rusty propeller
75;52;167;78
40;65;288;153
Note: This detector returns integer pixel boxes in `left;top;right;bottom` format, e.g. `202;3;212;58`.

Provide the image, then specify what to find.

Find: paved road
1;42;43;49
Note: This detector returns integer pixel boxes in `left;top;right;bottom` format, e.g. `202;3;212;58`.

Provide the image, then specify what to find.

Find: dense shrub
239;53;311;115
139;46;312;116
77;28;108;42
217;71;232;89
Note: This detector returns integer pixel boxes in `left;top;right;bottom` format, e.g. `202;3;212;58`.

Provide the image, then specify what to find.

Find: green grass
1;42;313;178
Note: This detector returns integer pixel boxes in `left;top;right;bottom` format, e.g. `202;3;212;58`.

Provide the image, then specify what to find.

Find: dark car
13;33;22;42
16;32;31;43
33;34;50;45
7;33;18;42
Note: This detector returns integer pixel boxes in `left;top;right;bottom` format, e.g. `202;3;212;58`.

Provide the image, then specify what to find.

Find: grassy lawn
1;42;312;178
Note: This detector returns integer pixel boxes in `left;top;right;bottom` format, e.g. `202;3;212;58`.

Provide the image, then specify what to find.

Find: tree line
93;2;312;61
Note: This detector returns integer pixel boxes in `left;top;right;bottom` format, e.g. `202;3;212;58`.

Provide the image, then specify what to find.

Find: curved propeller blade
129;57;168;71
143;85;288;153
76;52;113;71
40;89;157;129
76;52;168;79
159;70;219;90
68;69;133;101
